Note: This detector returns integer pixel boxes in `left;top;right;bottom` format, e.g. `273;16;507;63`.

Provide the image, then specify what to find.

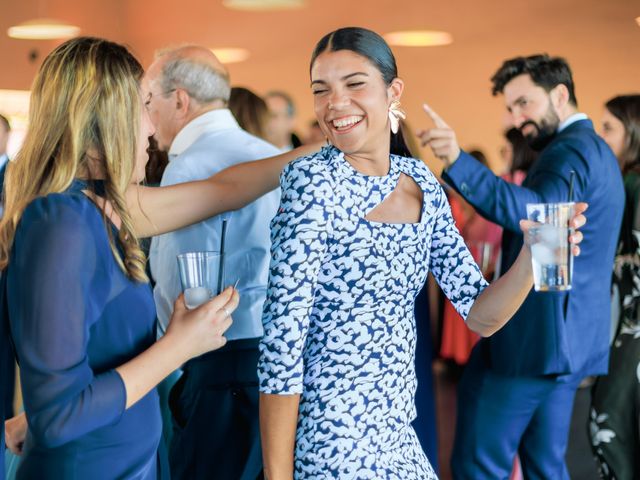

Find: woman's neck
343;138;391;176
78;150;107;180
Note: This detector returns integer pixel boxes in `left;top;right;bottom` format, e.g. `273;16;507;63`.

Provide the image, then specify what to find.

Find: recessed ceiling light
211;48;251;64
7;18;80;40
384;30;453;47
223;0;306;10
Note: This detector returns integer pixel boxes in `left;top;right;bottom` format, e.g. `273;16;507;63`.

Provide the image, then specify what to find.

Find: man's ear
175;89;190;118
550;83;569;111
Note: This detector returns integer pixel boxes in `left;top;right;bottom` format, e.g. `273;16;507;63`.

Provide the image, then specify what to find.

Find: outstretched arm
418;104;585;233
128;143;322;238
466;203;587;336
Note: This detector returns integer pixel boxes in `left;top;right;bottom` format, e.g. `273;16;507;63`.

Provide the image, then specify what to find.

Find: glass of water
177;251;224;309
526;202;574;291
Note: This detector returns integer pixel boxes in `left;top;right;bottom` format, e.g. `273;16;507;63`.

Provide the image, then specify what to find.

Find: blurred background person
229;86;269;141
590;94;640;480
0;114;9;174
144;46;281;480
265;90;301;151
0;114;11;211
497;128;538;480
500;127;538;186
141;135;169;278
439;149;502;368
495;128;539;288
304;120;325;144
144;136;169;187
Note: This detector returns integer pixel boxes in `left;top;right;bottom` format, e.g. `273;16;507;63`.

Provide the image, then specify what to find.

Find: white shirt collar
168;109;239;158
558;112;588;133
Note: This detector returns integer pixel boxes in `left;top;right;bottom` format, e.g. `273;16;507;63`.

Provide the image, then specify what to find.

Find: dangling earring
388;100;406;134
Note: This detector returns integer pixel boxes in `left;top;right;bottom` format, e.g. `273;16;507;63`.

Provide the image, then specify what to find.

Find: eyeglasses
144;88;176;109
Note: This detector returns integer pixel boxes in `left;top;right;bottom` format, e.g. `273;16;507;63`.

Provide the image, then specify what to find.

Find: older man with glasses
143;45;281;480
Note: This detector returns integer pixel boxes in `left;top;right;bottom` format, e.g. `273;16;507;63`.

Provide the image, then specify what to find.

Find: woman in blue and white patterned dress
258;27;586;479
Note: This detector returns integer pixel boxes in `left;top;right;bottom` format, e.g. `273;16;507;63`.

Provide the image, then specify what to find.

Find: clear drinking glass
177;251;224;309
526;202;574;291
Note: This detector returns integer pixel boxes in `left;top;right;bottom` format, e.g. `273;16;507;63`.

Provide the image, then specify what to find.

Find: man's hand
417;103;461;168
5;412;27;456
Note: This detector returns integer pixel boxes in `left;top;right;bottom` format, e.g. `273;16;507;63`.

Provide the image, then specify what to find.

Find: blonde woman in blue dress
258;27;587;479
0;37;317;480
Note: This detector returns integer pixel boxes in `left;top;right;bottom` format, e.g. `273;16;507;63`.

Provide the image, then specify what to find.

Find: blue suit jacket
443;119;624;376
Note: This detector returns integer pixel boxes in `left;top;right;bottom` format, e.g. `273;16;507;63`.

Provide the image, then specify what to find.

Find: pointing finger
423;103;449;129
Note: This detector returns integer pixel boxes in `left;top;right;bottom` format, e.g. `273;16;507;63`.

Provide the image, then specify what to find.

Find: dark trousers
169;338;262;480
451;342;581;480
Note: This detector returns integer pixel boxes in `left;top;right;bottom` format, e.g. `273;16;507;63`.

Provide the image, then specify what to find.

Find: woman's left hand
5;412;27;455
520;202;587;256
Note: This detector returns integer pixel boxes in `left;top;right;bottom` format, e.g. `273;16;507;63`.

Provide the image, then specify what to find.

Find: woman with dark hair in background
439;149;502;367
144;136;169;186
257;26;586;479
501;127;538;186
589;94;640;480
229;86;270;140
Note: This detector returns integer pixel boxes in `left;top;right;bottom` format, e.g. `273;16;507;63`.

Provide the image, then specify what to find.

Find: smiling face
310;49;402;163
503;74;561;151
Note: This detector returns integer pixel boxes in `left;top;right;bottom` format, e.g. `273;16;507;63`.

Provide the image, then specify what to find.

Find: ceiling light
636;16;640;27
384;30;453;47
211;48;251;64
7;18;80;40
223;0;306;10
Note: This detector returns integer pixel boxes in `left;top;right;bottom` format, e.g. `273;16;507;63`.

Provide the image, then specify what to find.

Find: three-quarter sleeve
8;196;126;448
429;186;488;320
258;159;334;395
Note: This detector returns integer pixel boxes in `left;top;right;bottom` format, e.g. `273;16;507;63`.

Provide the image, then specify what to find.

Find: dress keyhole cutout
365;173;423;224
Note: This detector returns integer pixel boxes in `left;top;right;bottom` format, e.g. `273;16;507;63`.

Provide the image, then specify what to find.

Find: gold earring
388;100;406;134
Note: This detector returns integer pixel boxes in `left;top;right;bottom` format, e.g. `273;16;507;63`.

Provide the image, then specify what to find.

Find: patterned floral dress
589;172;640;479
259;146;487;479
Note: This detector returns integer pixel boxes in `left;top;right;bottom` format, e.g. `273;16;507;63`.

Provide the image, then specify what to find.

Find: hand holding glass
526;202;574;291
177;251;224;309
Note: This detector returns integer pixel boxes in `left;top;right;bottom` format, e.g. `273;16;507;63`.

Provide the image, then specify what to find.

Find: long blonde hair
0;37;147;282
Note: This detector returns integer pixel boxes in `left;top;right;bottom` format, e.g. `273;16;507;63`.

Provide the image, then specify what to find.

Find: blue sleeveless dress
259;146;487;478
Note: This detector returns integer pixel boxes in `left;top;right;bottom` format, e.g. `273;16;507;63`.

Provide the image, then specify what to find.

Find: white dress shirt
150;109;281;339
558;112;588;133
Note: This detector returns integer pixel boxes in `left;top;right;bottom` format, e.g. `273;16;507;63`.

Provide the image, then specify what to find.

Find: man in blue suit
420;54;624;478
